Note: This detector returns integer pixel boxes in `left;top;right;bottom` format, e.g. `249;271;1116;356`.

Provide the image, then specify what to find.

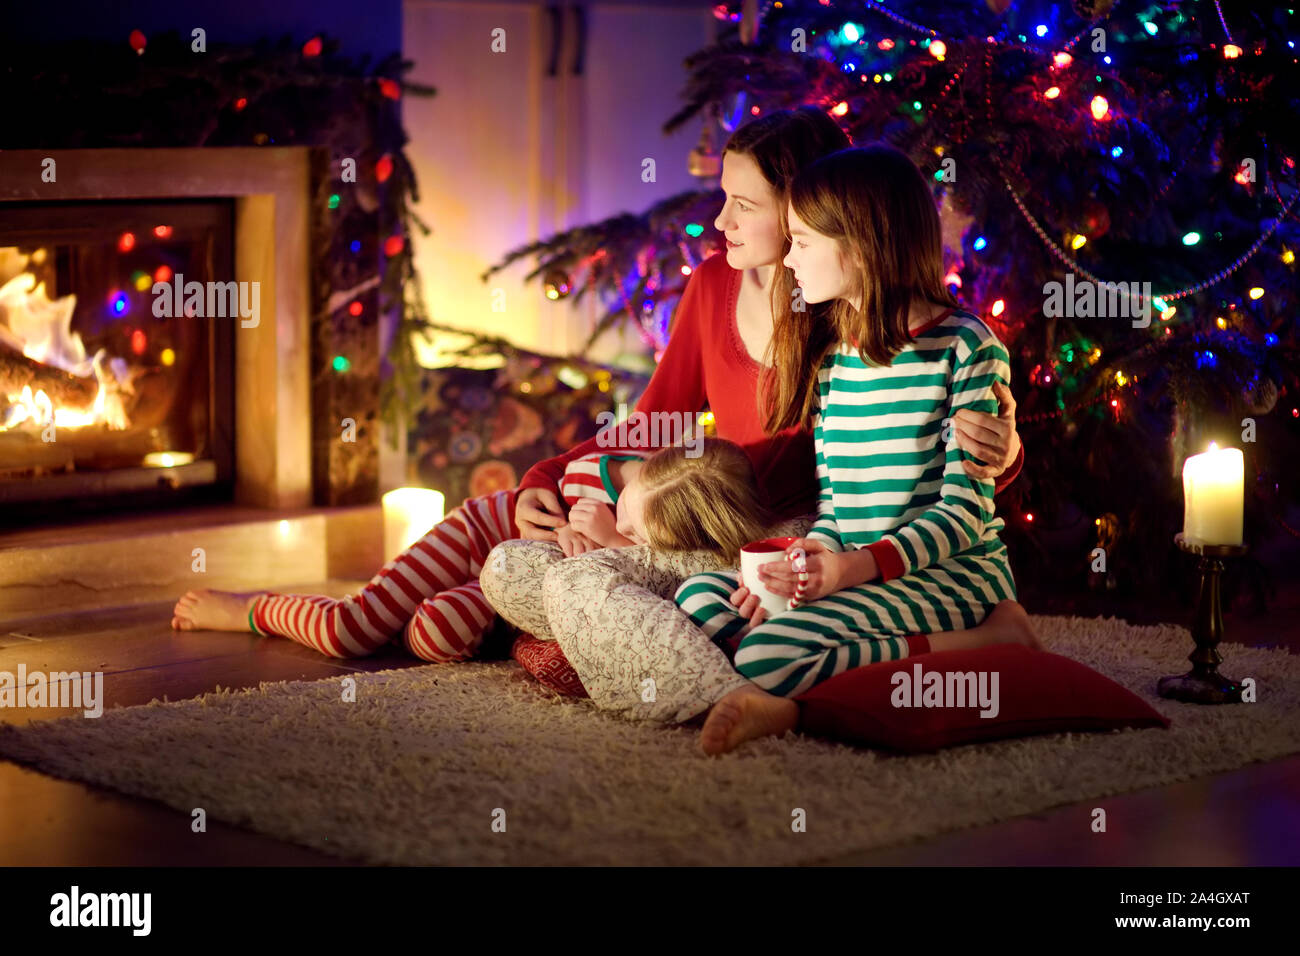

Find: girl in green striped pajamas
675;144;1041;699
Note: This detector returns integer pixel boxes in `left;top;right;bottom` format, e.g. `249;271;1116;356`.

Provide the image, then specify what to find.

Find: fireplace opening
0;199;235;526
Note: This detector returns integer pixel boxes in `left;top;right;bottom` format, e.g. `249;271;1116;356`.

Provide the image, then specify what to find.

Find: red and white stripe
557;449;649;508
251;489;517;660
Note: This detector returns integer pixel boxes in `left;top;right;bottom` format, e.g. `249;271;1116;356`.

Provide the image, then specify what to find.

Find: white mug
739;536;799;618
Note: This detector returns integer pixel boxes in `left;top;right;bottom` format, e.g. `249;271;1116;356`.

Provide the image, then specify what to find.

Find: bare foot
699;684;799;756
171;589;265;633
983;600;1043;651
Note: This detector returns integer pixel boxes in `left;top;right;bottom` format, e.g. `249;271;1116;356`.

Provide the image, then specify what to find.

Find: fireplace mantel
0;147;312;509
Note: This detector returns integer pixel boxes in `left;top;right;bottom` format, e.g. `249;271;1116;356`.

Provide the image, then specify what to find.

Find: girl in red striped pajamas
169;439;771;663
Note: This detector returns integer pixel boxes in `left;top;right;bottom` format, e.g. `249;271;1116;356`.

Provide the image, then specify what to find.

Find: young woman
674;145;1041;749
479;108;1027;750
513;108;1021;537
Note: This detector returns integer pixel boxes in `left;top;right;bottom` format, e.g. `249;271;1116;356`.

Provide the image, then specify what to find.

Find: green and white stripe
808;310;1009;570
673;310;1017;698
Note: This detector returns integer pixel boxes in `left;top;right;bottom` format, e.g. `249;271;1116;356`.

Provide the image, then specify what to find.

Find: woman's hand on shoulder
954;381;1021;479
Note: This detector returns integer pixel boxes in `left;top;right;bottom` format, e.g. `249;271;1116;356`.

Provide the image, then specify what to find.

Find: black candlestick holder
1158;532;1246;704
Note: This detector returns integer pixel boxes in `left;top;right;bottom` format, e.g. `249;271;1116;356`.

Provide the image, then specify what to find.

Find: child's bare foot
699;684;799;756
171;589;265;633
983;600;1043;651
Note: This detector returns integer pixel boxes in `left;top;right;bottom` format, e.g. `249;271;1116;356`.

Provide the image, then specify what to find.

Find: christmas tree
488;0;1300;605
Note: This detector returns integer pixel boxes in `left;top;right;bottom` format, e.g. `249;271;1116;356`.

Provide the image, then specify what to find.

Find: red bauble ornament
378;78;401;100
302;36;322;57
375;154;394;183
1080;199;1111;239
383;235;405;257
129;30;147;55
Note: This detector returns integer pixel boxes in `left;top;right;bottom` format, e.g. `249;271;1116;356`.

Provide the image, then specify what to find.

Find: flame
0;258;133;431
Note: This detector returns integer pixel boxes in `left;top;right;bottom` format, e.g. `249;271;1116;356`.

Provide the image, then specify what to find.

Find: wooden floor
2;585;1299;866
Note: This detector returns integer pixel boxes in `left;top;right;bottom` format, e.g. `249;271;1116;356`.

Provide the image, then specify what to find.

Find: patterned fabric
675;310;1016;698
556;449;649;508
248;448;639;662
411;363;647;511
479;515;815;723
252;490;517;661
510;634;588;697
808;308;1011;581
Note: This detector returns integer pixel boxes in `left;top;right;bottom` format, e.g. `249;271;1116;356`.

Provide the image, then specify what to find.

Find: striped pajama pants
249;490;517;662
674;543;1015;698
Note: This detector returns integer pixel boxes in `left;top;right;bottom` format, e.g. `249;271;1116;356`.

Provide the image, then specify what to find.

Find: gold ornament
688;115;722;179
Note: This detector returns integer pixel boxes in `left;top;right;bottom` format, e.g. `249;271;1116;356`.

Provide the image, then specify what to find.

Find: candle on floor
1181;443;1243;545
382;488;446;560
142;451;195;468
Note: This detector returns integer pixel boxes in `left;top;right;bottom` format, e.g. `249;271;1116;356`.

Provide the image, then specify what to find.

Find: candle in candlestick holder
382;488;446;561
1181;443;1243;546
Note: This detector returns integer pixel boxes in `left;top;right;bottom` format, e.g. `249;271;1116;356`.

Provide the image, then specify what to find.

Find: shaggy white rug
1;615;1296;866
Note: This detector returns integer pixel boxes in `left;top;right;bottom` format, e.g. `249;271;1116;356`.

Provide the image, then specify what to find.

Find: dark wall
5;0;401;59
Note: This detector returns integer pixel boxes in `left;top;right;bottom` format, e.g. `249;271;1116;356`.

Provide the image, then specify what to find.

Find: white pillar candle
382;488;446;561
142;451;195;467
1181;443;1243;545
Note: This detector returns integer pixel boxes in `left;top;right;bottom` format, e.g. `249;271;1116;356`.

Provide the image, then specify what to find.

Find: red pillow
510;634;589;698
794;643;1170;753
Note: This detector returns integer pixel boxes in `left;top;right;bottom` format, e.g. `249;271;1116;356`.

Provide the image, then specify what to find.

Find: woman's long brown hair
763;143;959;433
720;108;850;435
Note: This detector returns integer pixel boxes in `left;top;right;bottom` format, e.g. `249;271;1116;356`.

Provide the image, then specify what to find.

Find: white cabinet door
402;1;716;363
404;1;563;358
575;3;716;227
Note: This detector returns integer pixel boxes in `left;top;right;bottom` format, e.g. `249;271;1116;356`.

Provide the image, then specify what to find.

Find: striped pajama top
557;450;650;509
807;307;1010;583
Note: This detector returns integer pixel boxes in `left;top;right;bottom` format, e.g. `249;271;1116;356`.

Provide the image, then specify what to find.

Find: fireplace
0;146;369;533
1;199;236;518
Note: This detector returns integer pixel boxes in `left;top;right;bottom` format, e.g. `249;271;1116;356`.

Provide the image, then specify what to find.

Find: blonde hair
638;438;773;565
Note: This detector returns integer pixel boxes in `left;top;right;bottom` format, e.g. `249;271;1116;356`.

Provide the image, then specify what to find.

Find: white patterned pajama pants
478;515;815;723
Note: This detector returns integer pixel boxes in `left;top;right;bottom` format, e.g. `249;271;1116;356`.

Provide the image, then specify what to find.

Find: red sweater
519;252;1024;518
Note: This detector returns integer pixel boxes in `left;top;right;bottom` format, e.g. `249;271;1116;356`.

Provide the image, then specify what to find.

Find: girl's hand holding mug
756;538;844;603
726;584;769;635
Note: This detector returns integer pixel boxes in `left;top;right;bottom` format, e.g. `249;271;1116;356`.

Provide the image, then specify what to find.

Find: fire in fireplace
0;200;234;522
